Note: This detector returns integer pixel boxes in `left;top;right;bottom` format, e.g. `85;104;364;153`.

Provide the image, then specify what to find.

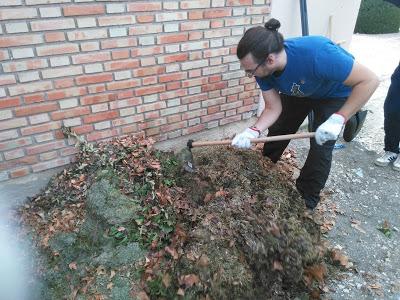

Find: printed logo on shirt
290;82;305;97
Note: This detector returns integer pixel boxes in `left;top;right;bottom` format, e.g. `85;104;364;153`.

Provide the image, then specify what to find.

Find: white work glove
231;127;260;149
315;113;345;145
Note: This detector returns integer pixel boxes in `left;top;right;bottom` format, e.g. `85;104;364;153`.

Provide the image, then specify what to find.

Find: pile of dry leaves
18;134;349;299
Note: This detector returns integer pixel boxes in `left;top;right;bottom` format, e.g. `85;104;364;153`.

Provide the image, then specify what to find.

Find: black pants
263;94;345;209
384;63;400;154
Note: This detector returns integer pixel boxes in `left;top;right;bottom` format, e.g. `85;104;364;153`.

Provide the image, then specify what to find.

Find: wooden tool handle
191;132;315;147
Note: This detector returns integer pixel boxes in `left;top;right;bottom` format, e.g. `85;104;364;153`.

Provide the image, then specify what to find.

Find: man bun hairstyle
237;18;284;63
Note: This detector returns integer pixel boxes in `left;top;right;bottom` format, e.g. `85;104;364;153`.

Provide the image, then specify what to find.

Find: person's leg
263;94;312;162
384;64;400;153
296;98;345;209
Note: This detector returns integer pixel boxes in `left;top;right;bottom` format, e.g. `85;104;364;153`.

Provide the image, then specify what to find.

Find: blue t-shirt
255;36;354;99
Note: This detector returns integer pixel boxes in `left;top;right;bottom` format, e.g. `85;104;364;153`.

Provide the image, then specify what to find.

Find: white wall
271;0;362;50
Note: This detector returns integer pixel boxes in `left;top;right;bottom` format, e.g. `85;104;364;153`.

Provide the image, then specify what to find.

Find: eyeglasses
245;60;264;78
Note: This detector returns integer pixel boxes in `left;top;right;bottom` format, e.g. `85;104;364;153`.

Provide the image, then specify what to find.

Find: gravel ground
293;33;400;300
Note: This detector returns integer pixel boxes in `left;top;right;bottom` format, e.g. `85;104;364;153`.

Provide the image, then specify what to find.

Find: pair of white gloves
231;113;345;148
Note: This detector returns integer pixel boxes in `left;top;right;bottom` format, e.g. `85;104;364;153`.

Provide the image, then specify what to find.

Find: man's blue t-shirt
255;36;354;99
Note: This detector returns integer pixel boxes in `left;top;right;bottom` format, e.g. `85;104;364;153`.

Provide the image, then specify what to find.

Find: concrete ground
0;33;399;299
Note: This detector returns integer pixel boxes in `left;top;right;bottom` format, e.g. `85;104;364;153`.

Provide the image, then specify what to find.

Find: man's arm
253;88;282;132
337;61;379;121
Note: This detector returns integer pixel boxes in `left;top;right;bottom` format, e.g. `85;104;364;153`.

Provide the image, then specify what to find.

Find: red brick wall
0;0;270;181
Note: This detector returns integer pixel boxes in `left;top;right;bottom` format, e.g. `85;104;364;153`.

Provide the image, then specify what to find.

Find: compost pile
20;134;330;299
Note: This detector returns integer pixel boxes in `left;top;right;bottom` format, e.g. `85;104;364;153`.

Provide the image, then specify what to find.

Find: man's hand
315;113;345;145
231;127;260;149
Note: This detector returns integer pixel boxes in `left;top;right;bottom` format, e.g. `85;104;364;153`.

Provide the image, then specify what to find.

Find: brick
182;59;208;70
0;0;22;5
112;115;144;127
156;12;187;22
247;6;270;15
60;147;78;157
0;75;16;86
181;21;210;31
87;84;106;94
51;107;90;120
4;148;25;160
34;132;54;143
136;102;166;113
94;120;111;130
225;17;251;26
0;34;43;48
5;22;29;33
136;15;154;23
157;33;188;44
204;8;232;18
32;157;71;173
10;167;30;179
182;109;207;120
0;130;18;142
0;110;12;120
39;7;62;17
157;53;188;64
54;78;74;89
140;57;156;67
72;51;111;64
138;36;155;46
31;19;75;31
0;117;27;130
0;50;9;61
181;41;209;51
42;66;82;79
49;56;70;67
81;93;116;105
135;85;165;97
160;105;187;116
101;37;137;49
131;46;163;57
11;48;34;59
0;88;6;98
164;24;179;32
40;151;59;161
111;49;130;60
0;137;31;152
161;120;187;133
29;113;50;125
8;81;52;96
107;79;140;91
86;128;119;142
83;110;118;124
19;71;40;83
98;15;135;26
37;43;79;56
84;63;103;73
202;82;228;92
182;124;205;135
188;11;203;21
181;0;210;9
167;81;181;90
159;72;187;83
76;17;96;28
109;28;127;37
24;94;44;104
106;4;125;13
127;2;162;12
81;42;100;52
91;103;108;113
75;73;113;85
212;0;225;6
44;32;66;42
109;97;141;109
26;0;70;4
63;4;105;16
0;8;37;20
204;28;231;39
15;103;58;117
63;118;81;127
133;66;165;77
201;111;224;122
59;98;78;109
68;29;108;41
129;24;162;35
104;59;139;72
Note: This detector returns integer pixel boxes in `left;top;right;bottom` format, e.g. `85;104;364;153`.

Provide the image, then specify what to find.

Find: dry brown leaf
203;193;213;204
109;270;116;280
304;264;327;284
162;273;171;288
273;260;283;271
215;187;228;198
351;223;366;234
198;254;210;267
68;261;77;270
331;249;349;267
369;283;382;290
136;291;150;300
96;265;106;275
165;246;179;260
107;282;113;290
180;274;200;288
177;288;185;296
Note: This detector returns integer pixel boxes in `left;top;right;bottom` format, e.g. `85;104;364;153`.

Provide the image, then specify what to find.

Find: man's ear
266;54;275;65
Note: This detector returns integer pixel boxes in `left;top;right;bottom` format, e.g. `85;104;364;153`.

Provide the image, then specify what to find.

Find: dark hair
237;18;284;63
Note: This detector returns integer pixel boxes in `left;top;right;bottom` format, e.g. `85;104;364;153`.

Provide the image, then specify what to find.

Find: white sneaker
393;156;400;171
374;151;398;167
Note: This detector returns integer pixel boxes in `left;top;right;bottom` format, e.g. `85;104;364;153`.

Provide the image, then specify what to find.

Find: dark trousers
384;63;400;154
263;94;345;209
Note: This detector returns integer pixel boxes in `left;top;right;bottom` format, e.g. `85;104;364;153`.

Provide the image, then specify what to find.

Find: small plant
377;220;392;238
